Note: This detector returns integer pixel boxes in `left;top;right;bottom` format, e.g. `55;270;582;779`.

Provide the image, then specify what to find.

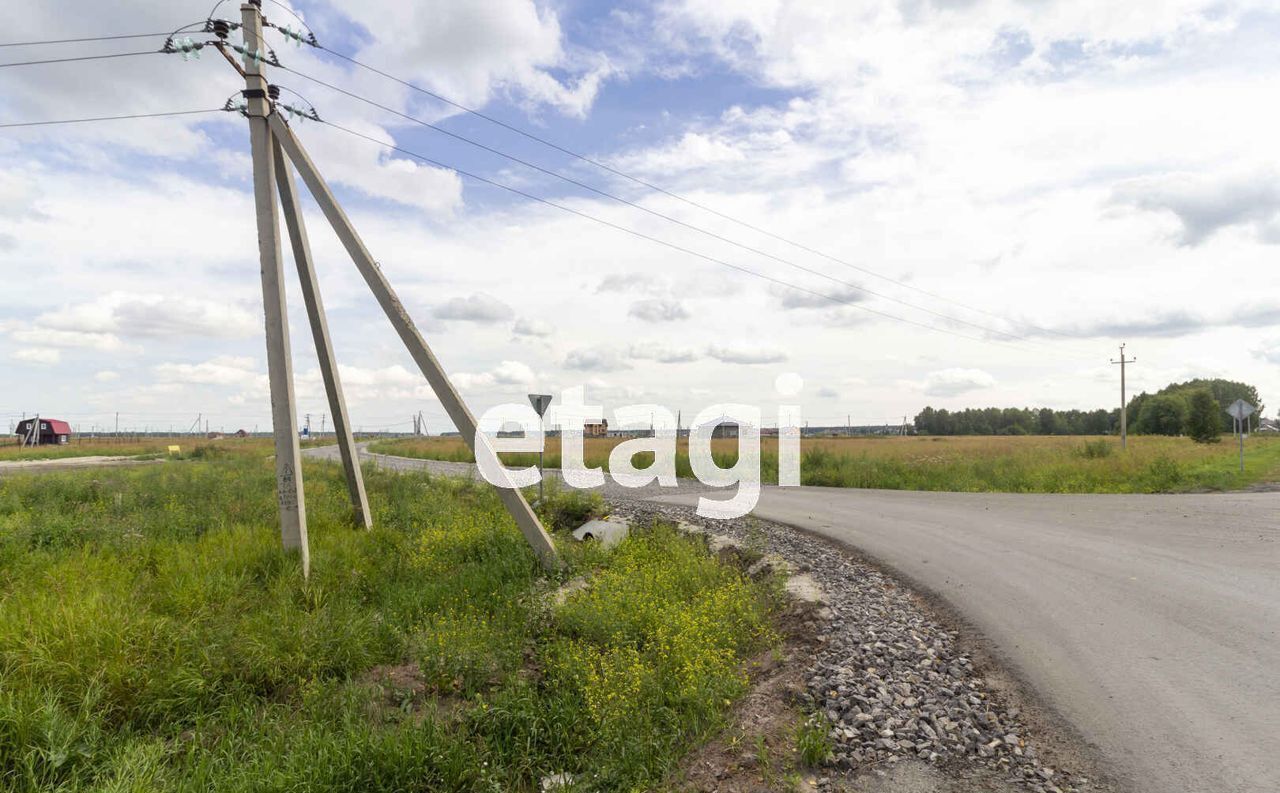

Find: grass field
0;437;180;461
0;437;344;462
0;445;780;791
0;436;276;462
371;433;1280;494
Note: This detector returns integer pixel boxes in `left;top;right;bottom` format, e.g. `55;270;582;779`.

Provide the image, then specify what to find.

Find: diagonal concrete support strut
273;137;372;530
269;114;560;568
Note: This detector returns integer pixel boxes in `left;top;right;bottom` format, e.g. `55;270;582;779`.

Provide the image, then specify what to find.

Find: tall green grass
0;451;777;791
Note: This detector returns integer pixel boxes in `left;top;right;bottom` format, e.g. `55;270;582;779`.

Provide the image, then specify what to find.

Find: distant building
15;417;72;445
693;418;744;438
585;419;608;437
712;420;739;439
1258;418;1279;433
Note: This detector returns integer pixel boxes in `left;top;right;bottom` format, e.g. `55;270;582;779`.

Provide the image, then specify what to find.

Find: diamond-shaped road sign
1226;399;1256;422
528;393;552;418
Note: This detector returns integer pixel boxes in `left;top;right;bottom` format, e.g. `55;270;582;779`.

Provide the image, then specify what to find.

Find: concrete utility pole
270;115;559;568
243;1;309;574
276;138;371;529
1110;344;1136;450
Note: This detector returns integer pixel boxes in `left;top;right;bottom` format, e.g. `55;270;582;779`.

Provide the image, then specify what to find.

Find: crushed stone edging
615;502;1102;793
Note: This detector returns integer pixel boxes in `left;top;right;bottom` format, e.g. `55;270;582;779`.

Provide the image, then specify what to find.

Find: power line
0;32;1076;355
0;32;174;48
0;50;163;69
281;64;1064;349
0;108;222;129
4;33;1077;350
314;118;1023;350
309;44;1083;342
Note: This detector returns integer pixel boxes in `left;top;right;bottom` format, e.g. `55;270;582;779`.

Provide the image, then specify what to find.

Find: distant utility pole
1110;344;1136;449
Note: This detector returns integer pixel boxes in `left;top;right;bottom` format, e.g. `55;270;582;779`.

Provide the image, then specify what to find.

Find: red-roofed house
15;417;72;445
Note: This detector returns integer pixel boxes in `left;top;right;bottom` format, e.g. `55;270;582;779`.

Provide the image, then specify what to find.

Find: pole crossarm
268;114;561;568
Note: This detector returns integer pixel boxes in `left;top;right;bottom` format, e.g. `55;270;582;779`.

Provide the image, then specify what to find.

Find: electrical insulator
176;37;202;61
212;19;230;39
232;43;265;65
267;84;281;101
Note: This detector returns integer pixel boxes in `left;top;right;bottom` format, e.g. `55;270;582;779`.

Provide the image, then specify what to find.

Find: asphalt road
650;485;1280;793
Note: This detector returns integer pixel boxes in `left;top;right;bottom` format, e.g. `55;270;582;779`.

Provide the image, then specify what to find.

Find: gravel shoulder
653;485;1279;793
612;499;1115;793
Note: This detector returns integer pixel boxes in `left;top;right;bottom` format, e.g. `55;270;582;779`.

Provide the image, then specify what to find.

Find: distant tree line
1127;379;1263;436
915;378;1263;442
913;406;1116;436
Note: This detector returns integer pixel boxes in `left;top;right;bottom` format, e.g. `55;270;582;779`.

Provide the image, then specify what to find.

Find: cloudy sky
2;0;1277;434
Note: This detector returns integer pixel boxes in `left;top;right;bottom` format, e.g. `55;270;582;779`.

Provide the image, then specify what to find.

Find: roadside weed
0;451;777;791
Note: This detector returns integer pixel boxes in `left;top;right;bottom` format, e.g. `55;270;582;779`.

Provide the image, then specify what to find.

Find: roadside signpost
528;394;553;504
1226;399;1256;473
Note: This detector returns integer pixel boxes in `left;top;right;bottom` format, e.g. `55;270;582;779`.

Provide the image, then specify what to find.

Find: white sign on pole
1226;399;1256;422
1225;399;1256;473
